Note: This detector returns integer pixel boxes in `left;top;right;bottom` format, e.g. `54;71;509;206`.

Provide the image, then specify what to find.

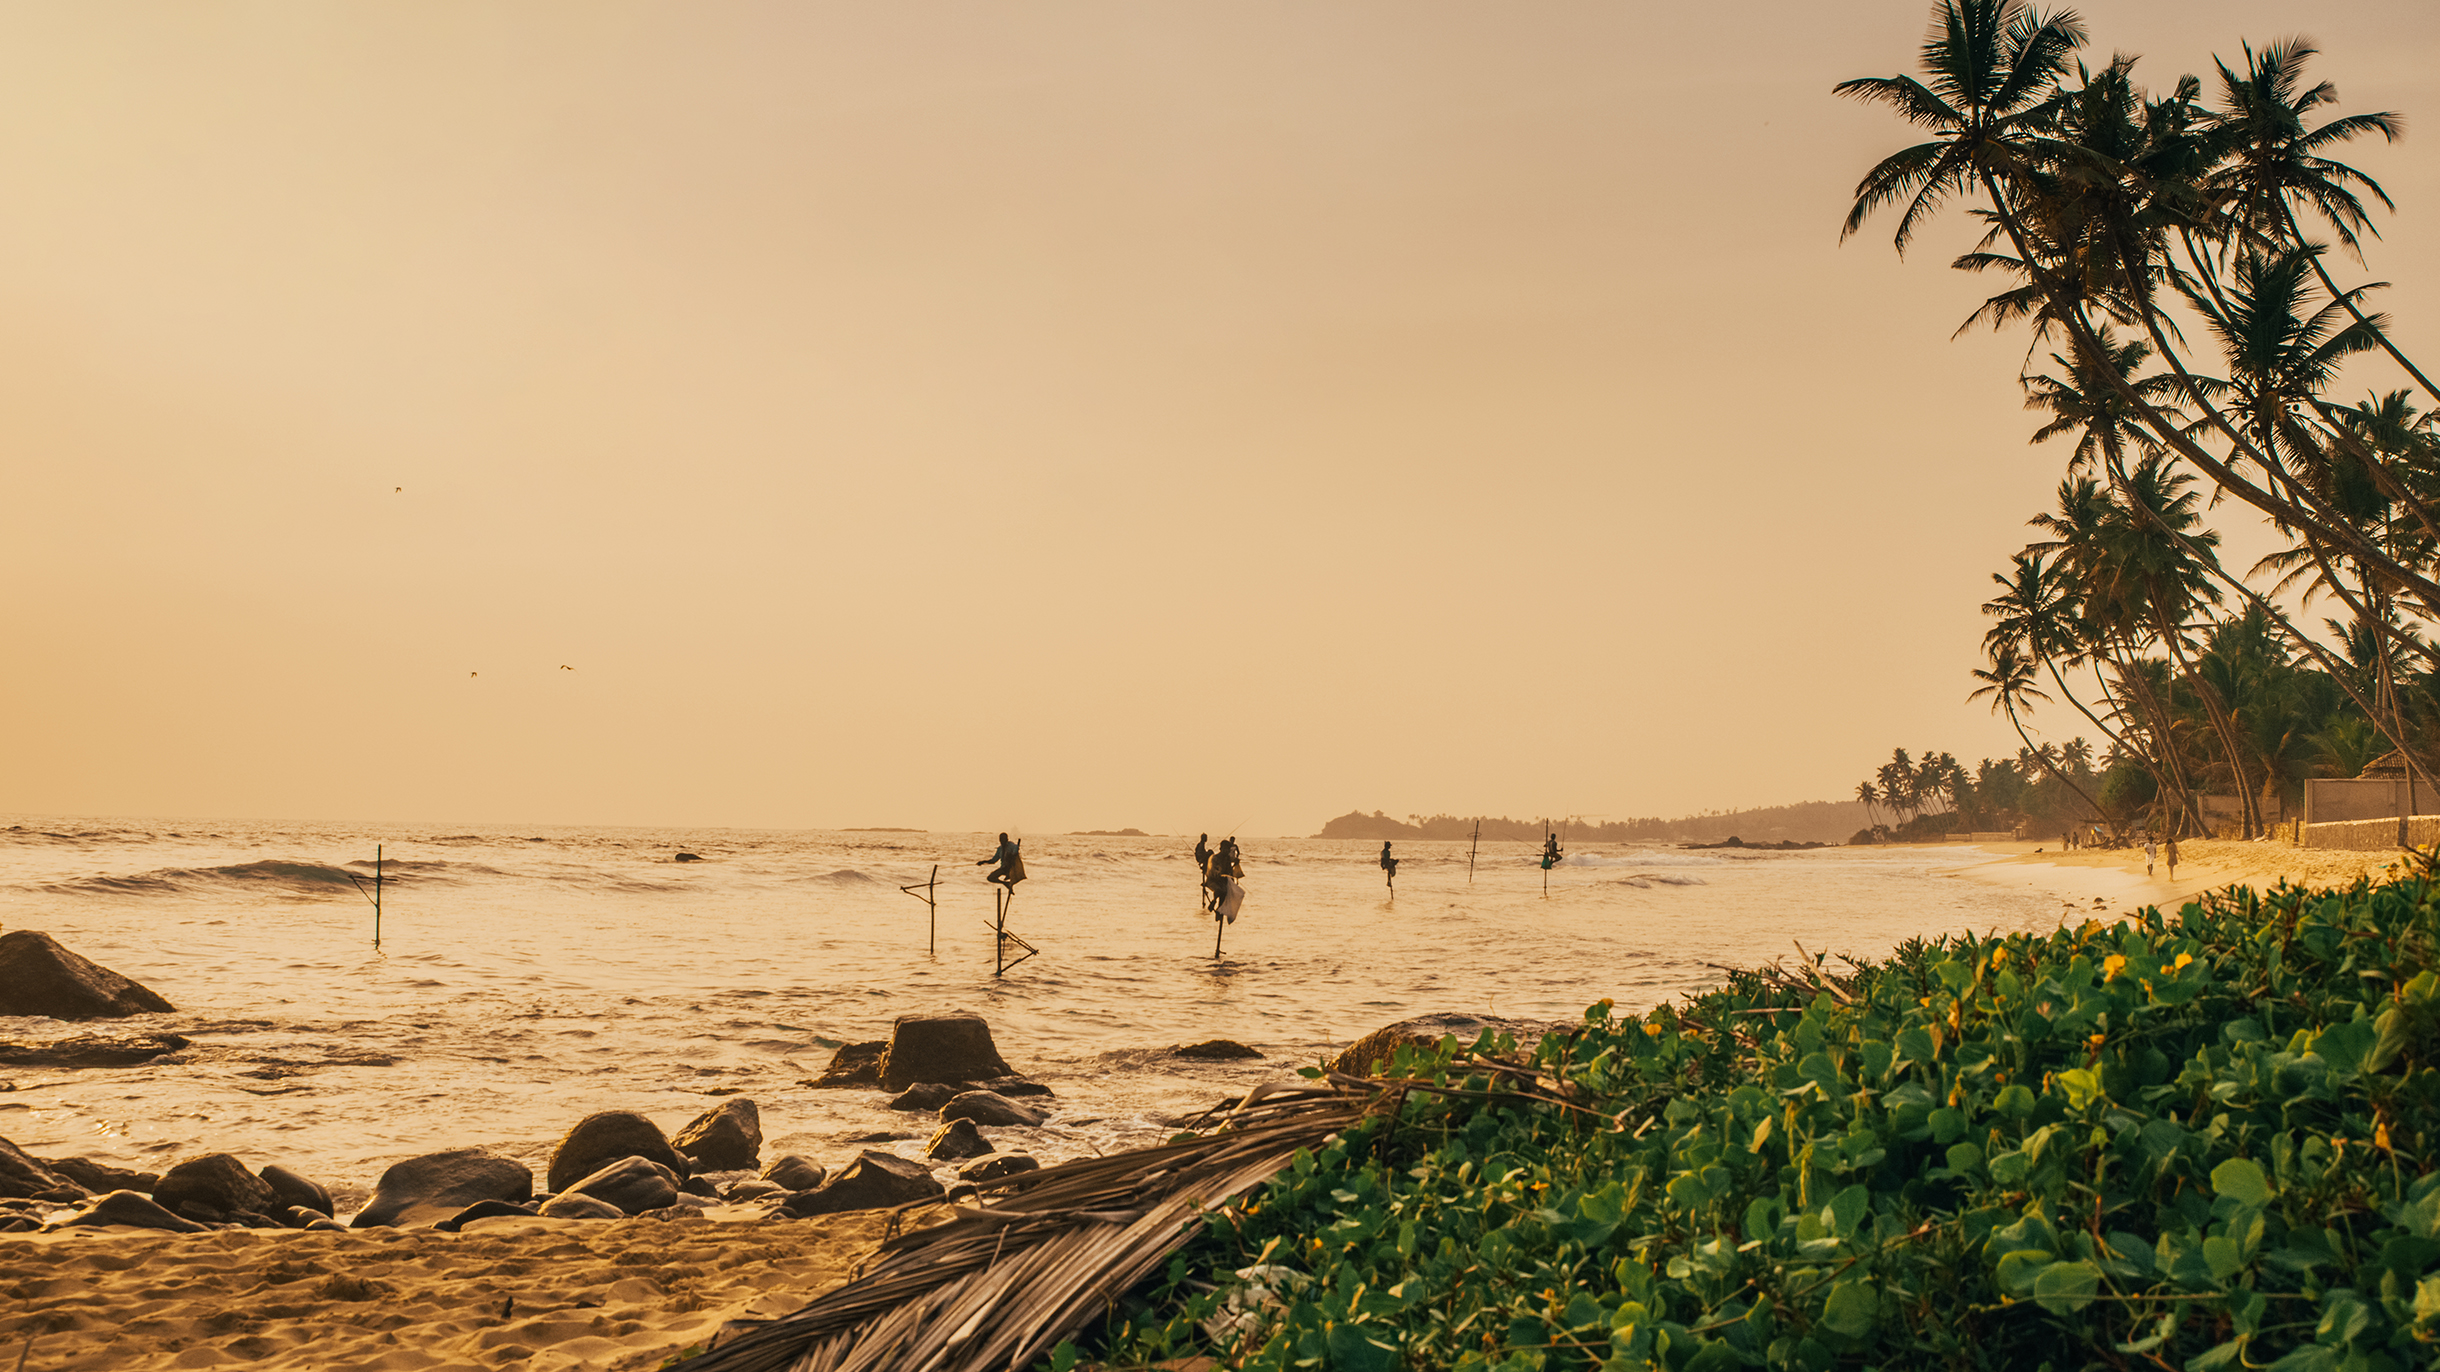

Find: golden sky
1;1;2434;835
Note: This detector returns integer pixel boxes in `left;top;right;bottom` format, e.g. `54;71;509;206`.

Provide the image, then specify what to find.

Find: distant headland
1314;800;1870;846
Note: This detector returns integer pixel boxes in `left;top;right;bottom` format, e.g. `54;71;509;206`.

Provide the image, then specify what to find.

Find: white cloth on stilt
1216;875;1245;924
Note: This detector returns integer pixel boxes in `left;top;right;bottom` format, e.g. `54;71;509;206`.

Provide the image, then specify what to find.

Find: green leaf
2056;1067;2105;1111
2032;1259;2101;1314
1324;1321;1398;1372
1819;1280;1876;1338
2368;1006;2408;1073
1994;1084;2037;1117
2115;1313;2176;1354
2202;1235;2245;1281
1896;1026;1937;1065
2186;1337;2246;1371
1826;1184;1869;1240
2212;1158;2276;1208
1995;1248;2055;1297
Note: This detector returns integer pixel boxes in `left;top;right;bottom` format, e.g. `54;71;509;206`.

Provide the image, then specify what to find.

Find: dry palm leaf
681;1080;1385;1372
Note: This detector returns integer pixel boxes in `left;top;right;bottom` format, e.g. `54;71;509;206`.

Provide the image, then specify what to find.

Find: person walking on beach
2144;836;2157;876
1379;841;1399;890
2165;837;2178;881
978;833;1026;889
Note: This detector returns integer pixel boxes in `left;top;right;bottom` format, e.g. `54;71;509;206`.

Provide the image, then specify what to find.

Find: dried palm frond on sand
679;1060;1596;1372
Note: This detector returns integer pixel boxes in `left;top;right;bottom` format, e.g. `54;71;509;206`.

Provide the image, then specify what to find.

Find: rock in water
0;1035;189;1068
0;1138;86;1201
40;1156;156;1195
958;1154;1040;1183
536;1193;624;1220
1330;1014;1556;1078
152;1153;275;1218
776;1151;944;1218
57;1190;205;1233
1172;1039;1263;1060
939;1090;1045;1128
259;1164;333;1217
351;1149;534;1228
0;931;175;1021
545;1110;688;1192
886;1082;962;1112
761;1155;826;1192
807;1041;886;1088
564;1156;681;1215
671;1098;761;1172
878;1012;1015;1090
924;1119;993;1162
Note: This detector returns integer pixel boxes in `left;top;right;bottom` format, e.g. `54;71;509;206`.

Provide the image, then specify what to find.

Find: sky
1;1;2435;837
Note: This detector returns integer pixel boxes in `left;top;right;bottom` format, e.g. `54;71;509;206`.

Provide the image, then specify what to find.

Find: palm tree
1854;780;1883;835
1969;640;2109;823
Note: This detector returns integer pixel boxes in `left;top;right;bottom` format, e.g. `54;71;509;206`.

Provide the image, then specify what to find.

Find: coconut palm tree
1969;640;2109;823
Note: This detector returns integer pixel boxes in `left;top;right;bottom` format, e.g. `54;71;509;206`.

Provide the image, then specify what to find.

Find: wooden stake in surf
345;844;385;950
1467;820;1480;883
990;884;1038;977
898;865;941;954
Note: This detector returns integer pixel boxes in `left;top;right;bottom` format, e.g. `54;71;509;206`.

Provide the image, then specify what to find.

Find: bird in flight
560;665;574;671
394;486;402;493
469;671;478;678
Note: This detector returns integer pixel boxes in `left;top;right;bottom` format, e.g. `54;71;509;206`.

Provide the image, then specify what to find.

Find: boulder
878;1013;1014;1090
545;1111;688;1192
152;1153;274;1218
924;1119;993;1162
1329;1014;1554;1078
940;1091;1045;1128
958;1154;1040;1184
433;1199;538;1232
564;1157;681;1215
56;1189;204;1233
887;1082;962;1112
1172;1039;1263;1060
807;1041;886;1088
0;1138;86;1201
0;931;175;1020
351;1148;534;1228
761;1155;826;1191
723;1179;784;1202
775;1151;944;1218
973;1077;1054;1098
671;1098;761;1172
259;1164;332;1217
0;1034;189;1069
536;1193;624;1220
40;1156;156;1195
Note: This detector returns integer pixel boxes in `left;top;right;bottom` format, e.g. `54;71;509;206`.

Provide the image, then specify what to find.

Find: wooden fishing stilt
898;865;941;954
989;883;1038;977
1213;908;1224;958
346;844;386;950
1467;820;1479;883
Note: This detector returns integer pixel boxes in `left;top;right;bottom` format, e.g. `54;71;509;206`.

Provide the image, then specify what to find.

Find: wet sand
0;1208;895;1372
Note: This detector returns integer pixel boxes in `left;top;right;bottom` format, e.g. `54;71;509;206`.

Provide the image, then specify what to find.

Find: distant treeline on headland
1313;801;1871;846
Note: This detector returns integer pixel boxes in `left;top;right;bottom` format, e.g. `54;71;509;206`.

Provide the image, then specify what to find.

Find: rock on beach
807;1040;886;1088
776;1150;944;1218
924;1118;993;1161
545;1110;689;1191
352;1148;534;1229
1330;1013;1557;1077
152;1152;276;1222
878;1012;1016;1090
939;1090;1045;1127
671;1097;761;1172
563;1156;682;1216
0;930;175;1020
0;1137;86;1201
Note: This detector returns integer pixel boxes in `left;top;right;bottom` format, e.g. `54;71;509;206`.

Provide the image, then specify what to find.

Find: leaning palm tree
1969;641;2109;821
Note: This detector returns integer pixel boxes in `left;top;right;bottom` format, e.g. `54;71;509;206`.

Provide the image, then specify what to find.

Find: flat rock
807;1040;886;1089
260;1164;332;1217
56;1189;203;1233
0;1034;190;1069
40;1156;157;1195
957;1154;1040;1184
433;1199;538;1231
887;1082;962;1112
1330;1014;1555;1078
351;1148;534;1228
0;931;175;1020
155;1153;276;1218
924;1118;993;1162
761;1155;825;1191
565;1156;681;1215
0;1138;86;1201
671;1098;761;1172
939;1090;1045;1128
878;1013;1015;1091
972;1077;1054;1098
723;1178;784;1202
1172;1039;1263;1060
546;1110;688;1192
536;1193;624;1220
775;1150;944;1218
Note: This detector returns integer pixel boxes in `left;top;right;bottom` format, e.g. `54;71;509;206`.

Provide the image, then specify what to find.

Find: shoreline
1936;837;2407;920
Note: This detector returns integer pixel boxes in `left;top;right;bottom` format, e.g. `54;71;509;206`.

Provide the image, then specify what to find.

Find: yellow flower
2376;1120;2393;1152
1642;1022;1663;1038
2173;952;2195;971
1990;947;2009;968
2087;1033;2106;1048
2102;954;2128;981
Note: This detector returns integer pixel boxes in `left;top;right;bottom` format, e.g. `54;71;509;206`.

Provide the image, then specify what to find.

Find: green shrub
1076;868;2440;1371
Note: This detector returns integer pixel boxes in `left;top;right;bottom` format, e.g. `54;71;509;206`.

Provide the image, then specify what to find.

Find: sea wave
804;869;877;884
1615;874;1709;888
1559;852;1726;869
37;858;489;899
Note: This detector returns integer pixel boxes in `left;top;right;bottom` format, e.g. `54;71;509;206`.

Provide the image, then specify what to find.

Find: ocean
0;817;2064;1213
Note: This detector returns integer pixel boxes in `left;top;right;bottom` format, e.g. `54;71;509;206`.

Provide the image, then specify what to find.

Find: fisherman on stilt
978;832;1026;890
1379;841;1399;892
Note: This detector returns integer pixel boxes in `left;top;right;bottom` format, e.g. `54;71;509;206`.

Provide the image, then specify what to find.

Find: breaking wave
38;858;485;899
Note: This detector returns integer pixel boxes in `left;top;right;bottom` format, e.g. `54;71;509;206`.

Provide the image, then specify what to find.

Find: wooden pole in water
373;845;383;949
1467;820;1479;883
1213;907;1223;958
900;866;941;953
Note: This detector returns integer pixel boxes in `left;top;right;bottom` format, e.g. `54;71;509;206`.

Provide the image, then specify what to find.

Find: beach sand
1947;837;2407;922
0;1208;897;1372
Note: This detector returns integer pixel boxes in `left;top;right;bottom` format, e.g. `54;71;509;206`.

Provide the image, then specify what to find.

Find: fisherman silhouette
977;833;1026;888
1204;836;1242;910
1379;841;1399;888
1541;832;1563;870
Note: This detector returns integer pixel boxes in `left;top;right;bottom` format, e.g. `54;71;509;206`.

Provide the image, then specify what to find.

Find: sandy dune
0;1208;895;1371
